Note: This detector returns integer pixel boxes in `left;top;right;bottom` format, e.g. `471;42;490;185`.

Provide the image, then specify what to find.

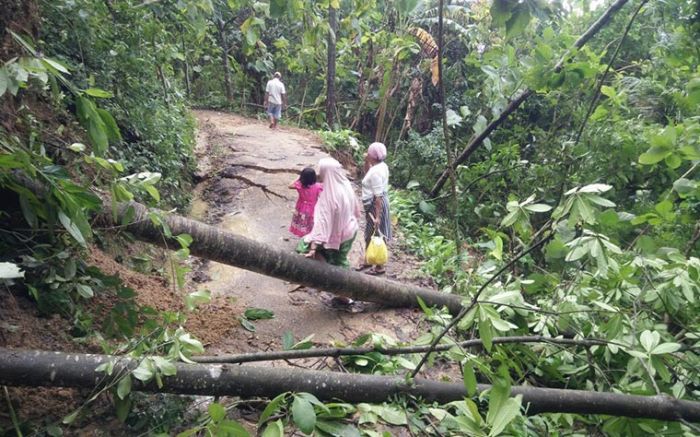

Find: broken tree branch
219;170;289;200
572;0;649;150
429;0;631;197
228;164;300;175
192;335;614;364
411;234;553;377
1;347;698;422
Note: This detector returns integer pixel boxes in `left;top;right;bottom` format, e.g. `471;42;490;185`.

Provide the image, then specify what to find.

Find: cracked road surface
191;110;421;354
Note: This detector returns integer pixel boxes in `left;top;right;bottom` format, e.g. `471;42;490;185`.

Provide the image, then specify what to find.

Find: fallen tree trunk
1;348;699;422
14;171;460;313
110;201;463;314
429;0;631;197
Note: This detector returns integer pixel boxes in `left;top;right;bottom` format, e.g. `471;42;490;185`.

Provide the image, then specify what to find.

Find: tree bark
429;0;631;197
192;335;611;364
217;21;234;103
181;28;191;98
326;5;337;127
12;172;461;314
350;40;373;131
1;347;699;422
397;77;422;144
107;201;463;314
297;72;308;126
374;58;399;142
436;0;462;251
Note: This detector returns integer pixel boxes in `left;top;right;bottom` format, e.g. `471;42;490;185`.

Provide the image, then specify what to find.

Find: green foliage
317;129;364;164
340;332;419;374
255;392;359;436
391;189;464;287
490;0;537;39
0;16;208;431
124;393;192;435
244;307;275;320
3;0;700;434
174;401;249;437
40;0;197;208
282;332;315;350
392;127;447;189
239;307;275;332
185;289;212;311
392;109;700;434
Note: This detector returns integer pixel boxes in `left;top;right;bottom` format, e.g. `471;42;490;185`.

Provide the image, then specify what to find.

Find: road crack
230;163;300;175
220;171;289;200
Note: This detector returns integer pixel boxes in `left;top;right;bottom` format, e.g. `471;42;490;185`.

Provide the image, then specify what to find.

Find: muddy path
190;110;428;355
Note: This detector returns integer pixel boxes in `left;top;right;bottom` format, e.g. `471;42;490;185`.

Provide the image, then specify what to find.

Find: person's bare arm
373;196;382;225
264;92;269;107
282;93;288;109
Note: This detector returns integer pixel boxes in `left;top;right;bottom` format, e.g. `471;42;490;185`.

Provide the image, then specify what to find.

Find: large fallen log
109;201;463;314
1;348;699;422
13;171;461;313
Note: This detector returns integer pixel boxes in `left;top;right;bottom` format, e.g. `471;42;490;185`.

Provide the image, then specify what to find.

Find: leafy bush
391;126;446;189
317;128;365;165
391;189;465;288
39;0;197;208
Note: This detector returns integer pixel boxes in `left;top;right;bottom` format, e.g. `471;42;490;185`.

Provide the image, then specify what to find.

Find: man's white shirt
266;78;286;105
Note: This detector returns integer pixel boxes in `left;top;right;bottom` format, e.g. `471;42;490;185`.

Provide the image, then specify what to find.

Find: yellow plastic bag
365;235;388;266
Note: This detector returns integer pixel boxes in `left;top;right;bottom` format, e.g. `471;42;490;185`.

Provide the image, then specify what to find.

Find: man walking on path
265;72;287;129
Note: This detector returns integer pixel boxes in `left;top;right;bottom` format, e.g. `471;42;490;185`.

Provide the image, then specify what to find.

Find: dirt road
190;110;424;354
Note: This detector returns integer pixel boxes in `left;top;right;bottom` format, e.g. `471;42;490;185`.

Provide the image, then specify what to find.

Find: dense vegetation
1;0;699;435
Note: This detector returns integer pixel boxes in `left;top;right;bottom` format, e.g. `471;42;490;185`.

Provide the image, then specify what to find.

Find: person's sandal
331;296;354;307
366;267;385;275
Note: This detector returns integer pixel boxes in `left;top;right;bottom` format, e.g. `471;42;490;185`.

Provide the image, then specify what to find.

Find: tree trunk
350;40;373;131
106;201;463;315
217;21;234;103
297;71;308;126
437;0;461;251
429;0;630;197
382;89;408;145
326;5;337;127
429;89;532;197
1;347;699;422
192;335;611;364
12;172;461;314
181;29;191;98
374;58;399;142
156;64;169;106
397;77;422;145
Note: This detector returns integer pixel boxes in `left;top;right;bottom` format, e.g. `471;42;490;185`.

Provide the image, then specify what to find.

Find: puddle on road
201;212;252;295
189;198;208;221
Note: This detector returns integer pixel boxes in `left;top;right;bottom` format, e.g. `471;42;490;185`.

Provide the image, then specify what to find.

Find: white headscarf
368;142;387;161
304;158;359;249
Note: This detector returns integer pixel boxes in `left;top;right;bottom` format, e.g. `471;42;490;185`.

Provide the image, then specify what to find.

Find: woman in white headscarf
297;158;360;307
361;142;392;275
297;158;360;268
